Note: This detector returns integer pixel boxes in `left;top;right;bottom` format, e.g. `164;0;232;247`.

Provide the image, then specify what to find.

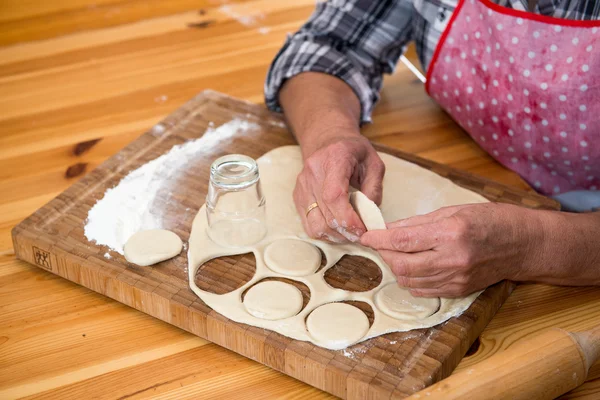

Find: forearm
519;210;600;285
278;72;362;158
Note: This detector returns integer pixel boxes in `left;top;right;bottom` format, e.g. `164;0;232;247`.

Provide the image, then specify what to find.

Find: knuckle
372;157;386;176
456;251;474;269
391;258;408;276
322;185;346;205
449;215;471;240
305;156;322;175
390;229;410;251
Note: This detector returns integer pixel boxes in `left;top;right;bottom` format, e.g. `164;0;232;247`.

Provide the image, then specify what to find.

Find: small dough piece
349;191;386;230
307;303;369;350
124;229;183;266
243;281;303;320
264;239;321;276
375;283;440;320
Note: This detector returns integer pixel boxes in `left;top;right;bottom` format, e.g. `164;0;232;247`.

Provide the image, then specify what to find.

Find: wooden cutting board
12;90;559;400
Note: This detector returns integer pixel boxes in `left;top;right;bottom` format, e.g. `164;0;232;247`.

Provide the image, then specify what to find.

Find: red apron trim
481;0;600;27
425;0;467;94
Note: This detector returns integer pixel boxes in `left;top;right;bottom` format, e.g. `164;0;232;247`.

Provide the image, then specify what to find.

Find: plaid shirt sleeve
264;0;415;123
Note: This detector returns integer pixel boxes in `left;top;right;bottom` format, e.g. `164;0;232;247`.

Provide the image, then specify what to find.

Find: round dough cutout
124;229;183;266
243;281;303;320
306;302;369;350
264;239;321;276
349;191;386;230
375;283;440;320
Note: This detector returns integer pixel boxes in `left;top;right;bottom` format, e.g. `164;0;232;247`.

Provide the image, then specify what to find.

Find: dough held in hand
349;190;386;230
124;229;183;266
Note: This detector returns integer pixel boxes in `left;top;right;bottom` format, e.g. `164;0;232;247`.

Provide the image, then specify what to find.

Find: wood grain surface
11;90;559;399
1;1;599;399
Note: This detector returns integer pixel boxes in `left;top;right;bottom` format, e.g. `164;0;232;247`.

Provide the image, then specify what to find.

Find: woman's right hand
294;131;385;243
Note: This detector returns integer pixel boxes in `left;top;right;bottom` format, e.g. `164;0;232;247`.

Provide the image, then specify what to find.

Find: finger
395;275;444;289
409;285;475;299
386;204;472;229
379;250;442;278
294;176;346;243
360;223;442;252
357;155;385;206
316;167;366;240
305;205;347;243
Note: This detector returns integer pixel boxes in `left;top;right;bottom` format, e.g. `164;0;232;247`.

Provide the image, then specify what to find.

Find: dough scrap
375;283;440;320
349;190;386;230
243;281;303;320
264;239;321;276
124;229;182;266
188;145;487;350
306;302;370;350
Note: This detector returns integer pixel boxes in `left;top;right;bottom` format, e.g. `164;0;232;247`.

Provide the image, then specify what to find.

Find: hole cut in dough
324;255;382;292
375;283;440;320
123;229;182;267
306;302;370;350
264;239;321;276
349;190;386;230
243;280;303;320
195;253;256;294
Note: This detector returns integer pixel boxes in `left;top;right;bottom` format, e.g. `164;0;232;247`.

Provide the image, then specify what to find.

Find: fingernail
354;228;365;237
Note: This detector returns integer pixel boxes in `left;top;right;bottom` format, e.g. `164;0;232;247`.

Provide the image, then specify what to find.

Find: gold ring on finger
306;202;319;217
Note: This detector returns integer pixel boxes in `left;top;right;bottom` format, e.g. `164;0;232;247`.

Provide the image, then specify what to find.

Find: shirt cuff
264;37;378;124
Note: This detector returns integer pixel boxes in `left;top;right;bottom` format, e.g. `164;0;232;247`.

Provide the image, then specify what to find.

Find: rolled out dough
306;302;370;350
188;146;488;350
349;190;386;230
124;229;182;266
264;239;321;276
243;281;303;320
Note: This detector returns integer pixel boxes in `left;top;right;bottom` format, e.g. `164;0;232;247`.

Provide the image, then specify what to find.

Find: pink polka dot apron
426;0;599;195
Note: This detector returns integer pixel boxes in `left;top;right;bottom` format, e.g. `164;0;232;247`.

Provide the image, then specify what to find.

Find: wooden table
1;1;598;398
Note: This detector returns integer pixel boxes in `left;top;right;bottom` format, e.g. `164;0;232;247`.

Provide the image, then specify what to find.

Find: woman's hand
294;132;385;243
360;203;548;297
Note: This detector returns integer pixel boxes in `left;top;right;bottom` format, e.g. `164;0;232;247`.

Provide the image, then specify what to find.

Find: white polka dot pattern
427;0;599;195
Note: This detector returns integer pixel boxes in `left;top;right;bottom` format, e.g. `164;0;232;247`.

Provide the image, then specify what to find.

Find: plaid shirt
265;0;600;123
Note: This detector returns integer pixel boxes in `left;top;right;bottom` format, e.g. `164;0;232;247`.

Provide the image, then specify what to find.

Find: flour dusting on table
84;119;259;254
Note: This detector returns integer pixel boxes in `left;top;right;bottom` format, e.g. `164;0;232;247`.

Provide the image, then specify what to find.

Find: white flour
84;119;259;254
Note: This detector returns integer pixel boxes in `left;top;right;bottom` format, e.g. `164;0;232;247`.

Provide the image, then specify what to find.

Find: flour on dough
375;283;440;320
243;281;303;320
124;229;182;266
188;146;487;350
349;190;386;230
306;302;370;350
264;239;321;276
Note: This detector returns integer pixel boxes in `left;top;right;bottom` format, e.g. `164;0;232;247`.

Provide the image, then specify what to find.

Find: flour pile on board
84;119;259;254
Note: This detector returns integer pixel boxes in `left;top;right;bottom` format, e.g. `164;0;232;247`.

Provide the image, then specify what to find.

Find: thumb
386;204;471;229
358;156;385;205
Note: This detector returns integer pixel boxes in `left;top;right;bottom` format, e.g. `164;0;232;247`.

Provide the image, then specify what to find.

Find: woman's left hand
360;203;545;298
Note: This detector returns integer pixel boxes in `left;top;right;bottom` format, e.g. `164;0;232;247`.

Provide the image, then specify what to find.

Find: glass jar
206;154;267;247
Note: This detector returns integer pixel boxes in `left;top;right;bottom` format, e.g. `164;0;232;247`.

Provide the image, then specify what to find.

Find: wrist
515;209;600;284
298;120;362;159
